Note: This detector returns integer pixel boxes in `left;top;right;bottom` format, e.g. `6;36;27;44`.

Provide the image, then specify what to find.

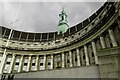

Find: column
84;45;90;66
18;55;24;73
118;8;120;17
62;52;65;68
35;55;39;71
118;19;120;28
92;41;98;64
65;53;68;68
69;51;73;67
76;48;81;66
8;54;16;73
50;54;53;69
43;55;46;70
100;36;106;48
72;52;76;66
27;55;32;72
108;29;118;47
0;49;7;74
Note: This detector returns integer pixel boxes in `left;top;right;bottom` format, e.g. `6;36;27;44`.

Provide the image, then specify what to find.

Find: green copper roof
58;9;69;35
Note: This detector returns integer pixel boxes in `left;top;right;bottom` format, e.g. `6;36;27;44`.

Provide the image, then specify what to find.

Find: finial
62;7;64;11
61;7;65;14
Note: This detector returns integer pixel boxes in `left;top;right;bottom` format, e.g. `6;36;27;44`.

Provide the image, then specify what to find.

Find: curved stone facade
0;1;120;79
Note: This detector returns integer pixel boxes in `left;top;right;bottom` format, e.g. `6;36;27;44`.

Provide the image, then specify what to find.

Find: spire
57;8;69;35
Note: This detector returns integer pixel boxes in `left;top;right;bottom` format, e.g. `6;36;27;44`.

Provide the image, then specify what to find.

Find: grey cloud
1;2;104;33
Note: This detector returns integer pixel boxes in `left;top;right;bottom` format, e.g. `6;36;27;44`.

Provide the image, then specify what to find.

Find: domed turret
58;8;69;35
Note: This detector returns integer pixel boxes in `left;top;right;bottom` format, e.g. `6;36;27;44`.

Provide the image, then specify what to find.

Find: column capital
99;34;104;37
84;45;87;49
29;55;32;57
76;47;79;50
68;50;71;53
36;55;39;57
108;27;113;30
21;55;24;57
12;54;16;56
91;40;96;43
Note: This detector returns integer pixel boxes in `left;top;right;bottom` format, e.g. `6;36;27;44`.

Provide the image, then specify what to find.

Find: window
6;62;10;64
15;62;19;65
4;40;6;42
92;52;94;57
40;63;43;66
34;44;37;46
83;55;85;60
27;44;30;45
65;38;67;41
72;36;74;38
48;62;51;65
24;63;27;66
12;42;15;43
32;63;35;66
75;58;77;61
48;43;50;45
20;43;23;45
67;60;70;63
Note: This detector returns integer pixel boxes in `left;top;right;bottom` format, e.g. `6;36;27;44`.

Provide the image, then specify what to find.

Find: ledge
97;46;120;57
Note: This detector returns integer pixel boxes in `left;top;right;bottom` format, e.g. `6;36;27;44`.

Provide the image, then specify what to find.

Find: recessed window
12;42;15;43
48;43;50;45
75;58;77;61
4;40;6;42
27;44;30;45
34;44;37;46
15;62;19;65
92;52;94;57
67;60;70;63
65;39;67;41
6;62;10;64
24;63;27;66
20;43;23;45
83;55;85;60
48;62;51;65
40;63;43;66
55;41;60;44
32;63;35;66
72;36;74;38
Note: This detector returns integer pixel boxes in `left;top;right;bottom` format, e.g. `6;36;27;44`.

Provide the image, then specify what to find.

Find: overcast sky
0;1;106;33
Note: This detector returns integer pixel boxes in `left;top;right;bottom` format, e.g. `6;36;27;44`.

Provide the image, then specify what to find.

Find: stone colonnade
0;29;118;74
